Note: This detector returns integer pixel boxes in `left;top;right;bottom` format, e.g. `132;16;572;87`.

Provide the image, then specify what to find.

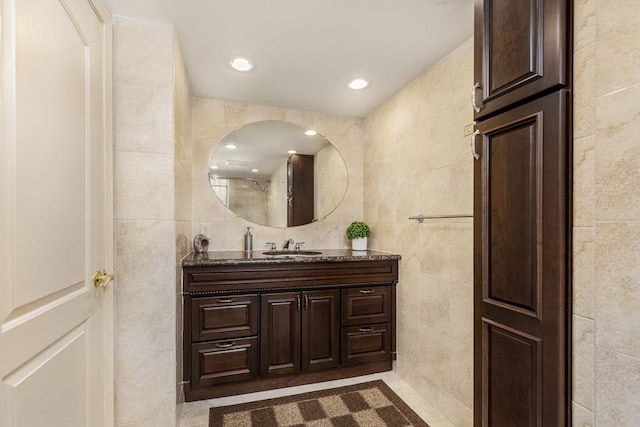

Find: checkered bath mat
209;380;428;426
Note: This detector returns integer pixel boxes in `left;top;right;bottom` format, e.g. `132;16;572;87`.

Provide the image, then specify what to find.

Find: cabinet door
301;290;340;372
474;91;569;426
341;286;390;326
260;292;301;377
473;0;568;119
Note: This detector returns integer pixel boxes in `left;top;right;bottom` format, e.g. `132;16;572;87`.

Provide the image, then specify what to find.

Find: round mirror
208;120;348;228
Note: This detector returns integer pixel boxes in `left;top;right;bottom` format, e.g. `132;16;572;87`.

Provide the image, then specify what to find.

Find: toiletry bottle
244;227;253;251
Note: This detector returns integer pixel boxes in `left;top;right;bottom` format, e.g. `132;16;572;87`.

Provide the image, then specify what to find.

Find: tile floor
178;371;456;427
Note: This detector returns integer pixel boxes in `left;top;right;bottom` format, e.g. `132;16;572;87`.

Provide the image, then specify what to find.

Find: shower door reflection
210;176;273;226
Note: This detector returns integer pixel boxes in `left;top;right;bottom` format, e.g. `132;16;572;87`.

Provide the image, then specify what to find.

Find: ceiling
104;0;474;118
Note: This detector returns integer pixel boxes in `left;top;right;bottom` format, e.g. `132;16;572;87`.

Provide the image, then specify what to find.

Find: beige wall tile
449;340;473;409
594;347;640;426
115;151;174;220
575;0;595;51
573;226;596;318
573;44;596;141
573;315;595;410
116;286;175;355
419;275;449;333
114;17;173;88
116;220;175;288
594;86;640;221
572;402;594;427
116;351;175;425
594;1;640;96
419;326;451;389
448;222;473;285
115;83;173;154
573;136;596;226
191;97;226;139
448;281;473;346
594;222;640;357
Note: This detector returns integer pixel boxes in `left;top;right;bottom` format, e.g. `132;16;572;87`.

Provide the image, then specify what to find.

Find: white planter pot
351;237;367;251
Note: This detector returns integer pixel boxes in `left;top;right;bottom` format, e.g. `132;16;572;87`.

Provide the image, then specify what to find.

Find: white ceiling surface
105;0;474;118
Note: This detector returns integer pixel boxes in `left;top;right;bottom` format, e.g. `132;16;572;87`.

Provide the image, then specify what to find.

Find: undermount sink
263;250;323;256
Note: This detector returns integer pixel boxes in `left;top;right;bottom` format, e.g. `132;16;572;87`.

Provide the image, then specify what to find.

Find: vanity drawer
191;294;259;342
191;337;258;388
341;285;390;326
341;323;391;366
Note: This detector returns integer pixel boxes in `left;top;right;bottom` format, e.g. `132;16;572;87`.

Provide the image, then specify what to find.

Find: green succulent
346;221;371;240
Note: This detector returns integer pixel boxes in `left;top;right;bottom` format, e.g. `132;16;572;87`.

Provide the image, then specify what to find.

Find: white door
0;0;114;426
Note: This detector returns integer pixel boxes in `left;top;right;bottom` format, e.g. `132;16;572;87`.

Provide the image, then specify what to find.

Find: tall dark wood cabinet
473;0;572;426
287;154;314;226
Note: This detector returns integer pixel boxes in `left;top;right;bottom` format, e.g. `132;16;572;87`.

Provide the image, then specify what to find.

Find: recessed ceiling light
209;165;219;170
304;130;317;136
288;150;297;154
251;168;259;173
348;78;370;90
228;56;254;72
225;143;237;150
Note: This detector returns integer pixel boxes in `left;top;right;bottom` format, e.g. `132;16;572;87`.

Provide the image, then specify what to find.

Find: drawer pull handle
359;327;374;333
217;298;234;303
215;342;235;348
359;289;374;294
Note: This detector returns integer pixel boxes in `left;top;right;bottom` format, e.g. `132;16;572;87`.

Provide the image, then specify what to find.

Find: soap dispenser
244;227;253;251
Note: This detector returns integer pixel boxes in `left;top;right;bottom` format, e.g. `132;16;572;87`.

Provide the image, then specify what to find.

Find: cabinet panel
474;90;569;426
191;337;258;388
341;324;391;366
260;292;301;377
301;290;340;372
191;294;258;342
474;0;567;118
341;286;390;326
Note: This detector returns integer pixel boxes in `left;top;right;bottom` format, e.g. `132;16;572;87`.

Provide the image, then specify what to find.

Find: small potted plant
346;221;371;251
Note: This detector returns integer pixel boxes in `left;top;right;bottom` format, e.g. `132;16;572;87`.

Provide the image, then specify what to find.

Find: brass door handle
93;269;114;288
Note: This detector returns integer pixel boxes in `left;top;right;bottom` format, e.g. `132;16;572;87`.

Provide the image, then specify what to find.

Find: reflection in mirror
208;120;348;228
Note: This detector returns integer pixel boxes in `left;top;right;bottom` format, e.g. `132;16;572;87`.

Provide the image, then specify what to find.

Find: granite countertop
182;249;401;267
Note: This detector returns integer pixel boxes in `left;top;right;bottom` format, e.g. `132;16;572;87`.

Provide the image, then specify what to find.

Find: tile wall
572;1;640;425
363;38;475;427
190;98;363;250
113;17;178;427
173;31;193;418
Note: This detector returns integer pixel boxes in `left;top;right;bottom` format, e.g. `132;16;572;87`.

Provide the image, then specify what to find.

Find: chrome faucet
283;238;295;250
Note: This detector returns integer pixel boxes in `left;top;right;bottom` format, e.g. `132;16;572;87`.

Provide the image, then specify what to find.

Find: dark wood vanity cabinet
473;0;569;119
182;257;398;401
